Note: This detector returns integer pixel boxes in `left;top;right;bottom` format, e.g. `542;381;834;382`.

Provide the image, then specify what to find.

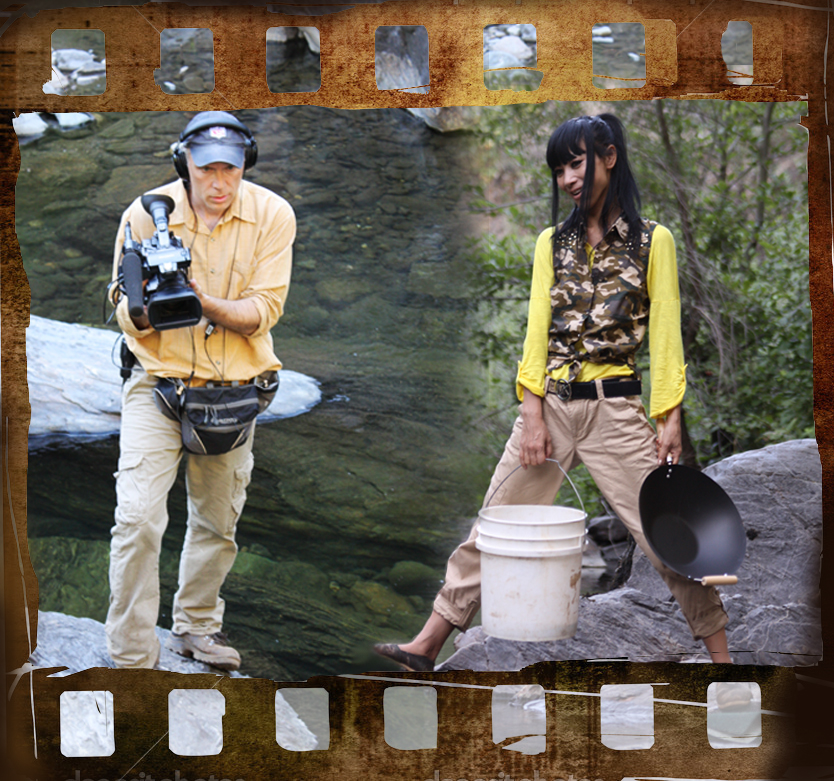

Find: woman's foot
372;610;455;672
372;643;435;672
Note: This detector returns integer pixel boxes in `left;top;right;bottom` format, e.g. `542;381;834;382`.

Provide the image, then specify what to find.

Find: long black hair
545;113;642;250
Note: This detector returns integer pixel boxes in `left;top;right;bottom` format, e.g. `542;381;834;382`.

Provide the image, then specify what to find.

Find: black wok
639;462;746;586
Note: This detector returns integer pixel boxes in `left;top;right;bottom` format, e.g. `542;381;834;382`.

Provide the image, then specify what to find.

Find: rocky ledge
436;438;822;670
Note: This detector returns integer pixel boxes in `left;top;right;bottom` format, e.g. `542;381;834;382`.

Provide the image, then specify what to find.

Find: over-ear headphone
171;111;258;181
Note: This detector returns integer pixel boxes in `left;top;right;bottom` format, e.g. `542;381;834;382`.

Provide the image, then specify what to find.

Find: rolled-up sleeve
243;198;296;338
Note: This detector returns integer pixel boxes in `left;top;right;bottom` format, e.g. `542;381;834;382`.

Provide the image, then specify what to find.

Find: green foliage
464;100;812;470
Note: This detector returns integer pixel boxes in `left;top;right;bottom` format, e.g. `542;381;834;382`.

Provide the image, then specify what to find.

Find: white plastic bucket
476;499;587;642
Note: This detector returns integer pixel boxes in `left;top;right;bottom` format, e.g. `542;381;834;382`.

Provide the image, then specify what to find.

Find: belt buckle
555;379;572;401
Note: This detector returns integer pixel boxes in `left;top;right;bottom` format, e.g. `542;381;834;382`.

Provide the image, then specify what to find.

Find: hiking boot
166;631;241;671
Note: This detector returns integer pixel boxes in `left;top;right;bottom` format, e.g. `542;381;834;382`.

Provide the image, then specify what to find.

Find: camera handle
121;223;145;320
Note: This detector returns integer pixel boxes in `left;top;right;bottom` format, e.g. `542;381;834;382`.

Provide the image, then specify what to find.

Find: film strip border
10;662;798;779
3;0;834;779
0;0;813;110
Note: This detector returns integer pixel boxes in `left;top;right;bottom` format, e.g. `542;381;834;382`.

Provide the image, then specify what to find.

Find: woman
375;113;731;670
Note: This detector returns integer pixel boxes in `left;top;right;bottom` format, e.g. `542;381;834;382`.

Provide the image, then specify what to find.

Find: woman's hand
655;404;683;465
520;390;552;468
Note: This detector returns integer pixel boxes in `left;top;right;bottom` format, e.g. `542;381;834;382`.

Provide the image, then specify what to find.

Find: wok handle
699;575;738;586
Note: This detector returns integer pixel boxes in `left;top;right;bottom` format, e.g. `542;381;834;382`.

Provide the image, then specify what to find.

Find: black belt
547;377;642;401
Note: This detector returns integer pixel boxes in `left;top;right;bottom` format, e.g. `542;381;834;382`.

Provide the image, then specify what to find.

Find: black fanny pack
153;372;279;455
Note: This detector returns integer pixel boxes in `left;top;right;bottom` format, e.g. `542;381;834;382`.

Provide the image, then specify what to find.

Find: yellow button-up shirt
112;178;295;383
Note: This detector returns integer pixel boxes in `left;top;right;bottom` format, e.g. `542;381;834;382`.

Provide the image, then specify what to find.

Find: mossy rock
387;560;441;595
349;580;415;619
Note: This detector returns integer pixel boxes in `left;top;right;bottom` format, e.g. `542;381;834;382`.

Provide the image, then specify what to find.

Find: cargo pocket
230;451;255;527
113;452;149;526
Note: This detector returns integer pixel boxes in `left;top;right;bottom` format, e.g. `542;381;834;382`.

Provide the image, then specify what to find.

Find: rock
406;262;468;298
587;513;629;545
299;26;321;54
12;113;48;138
349;580;415;619
489;35;534;63
54;112;95;128
52;48;95;72
267;27;300;44
26;315;322;446
437;440;822;670
30;610;247;676
375;50;428;94
388;560;441;595
92;164;173;209
484;51;524;71
98;117;135;139
315;276;374;304
30;611;318;753
407;106;480;133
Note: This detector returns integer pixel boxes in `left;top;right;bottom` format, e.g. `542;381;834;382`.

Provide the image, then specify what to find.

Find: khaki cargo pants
105;369;255;668
433;386;728;641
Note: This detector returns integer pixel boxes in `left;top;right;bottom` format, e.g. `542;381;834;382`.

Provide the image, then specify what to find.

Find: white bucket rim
478;504;587;524
478;520;585;531
476;538;585;558
477;528;586;543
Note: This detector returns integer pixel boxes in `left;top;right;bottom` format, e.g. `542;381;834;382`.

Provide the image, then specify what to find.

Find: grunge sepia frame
1;1;831;779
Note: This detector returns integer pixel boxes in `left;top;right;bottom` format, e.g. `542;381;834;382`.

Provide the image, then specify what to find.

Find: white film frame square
491;684;547;755
60;690;115;757
383;686;438;750
600;684;655;750
168;689;226;756
707;682;762;748
276;687;330;751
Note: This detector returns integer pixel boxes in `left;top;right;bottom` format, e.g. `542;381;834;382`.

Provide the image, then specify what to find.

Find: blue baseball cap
186;125;246;168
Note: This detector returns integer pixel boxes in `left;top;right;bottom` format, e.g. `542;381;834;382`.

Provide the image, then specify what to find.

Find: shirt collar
607;212;631;243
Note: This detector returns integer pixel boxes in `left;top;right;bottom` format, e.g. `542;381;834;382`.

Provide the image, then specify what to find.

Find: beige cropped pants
105;369;255;668
433;387;728;641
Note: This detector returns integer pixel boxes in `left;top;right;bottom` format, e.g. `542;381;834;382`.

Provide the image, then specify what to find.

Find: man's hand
519;389;552;468
655;404;683;465
189;279;261;336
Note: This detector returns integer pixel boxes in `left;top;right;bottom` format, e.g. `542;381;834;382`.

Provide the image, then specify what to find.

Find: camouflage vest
546;215;657;382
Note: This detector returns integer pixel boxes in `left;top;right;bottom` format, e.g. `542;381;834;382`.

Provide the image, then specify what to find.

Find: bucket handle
485;458;586;517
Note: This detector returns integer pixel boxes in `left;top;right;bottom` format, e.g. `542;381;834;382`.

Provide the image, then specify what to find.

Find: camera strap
119;338;137;383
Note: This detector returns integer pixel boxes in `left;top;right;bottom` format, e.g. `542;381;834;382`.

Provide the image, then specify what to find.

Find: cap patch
209;126;227;139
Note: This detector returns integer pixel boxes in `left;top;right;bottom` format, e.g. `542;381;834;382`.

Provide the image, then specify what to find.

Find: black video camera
119;194;202;331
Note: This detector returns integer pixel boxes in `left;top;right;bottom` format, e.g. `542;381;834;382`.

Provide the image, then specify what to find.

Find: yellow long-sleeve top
515;224;686;420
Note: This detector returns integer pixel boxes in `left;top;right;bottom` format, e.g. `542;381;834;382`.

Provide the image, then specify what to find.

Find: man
106;111;295;671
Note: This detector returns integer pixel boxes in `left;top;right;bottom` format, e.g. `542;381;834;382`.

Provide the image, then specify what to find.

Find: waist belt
547;376;642;401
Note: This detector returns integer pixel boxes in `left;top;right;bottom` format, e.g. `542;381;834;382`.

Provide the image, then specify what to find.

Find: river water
17;104;499;680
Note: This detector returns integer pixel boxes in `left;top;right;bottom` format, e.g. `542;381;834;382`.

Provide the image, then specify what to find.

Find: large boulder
437;439;822;670
27;315;322;447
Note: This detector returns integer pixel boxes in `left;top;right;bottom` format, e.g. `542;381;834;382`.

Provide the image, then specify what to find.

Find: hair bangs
546;118;592;170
